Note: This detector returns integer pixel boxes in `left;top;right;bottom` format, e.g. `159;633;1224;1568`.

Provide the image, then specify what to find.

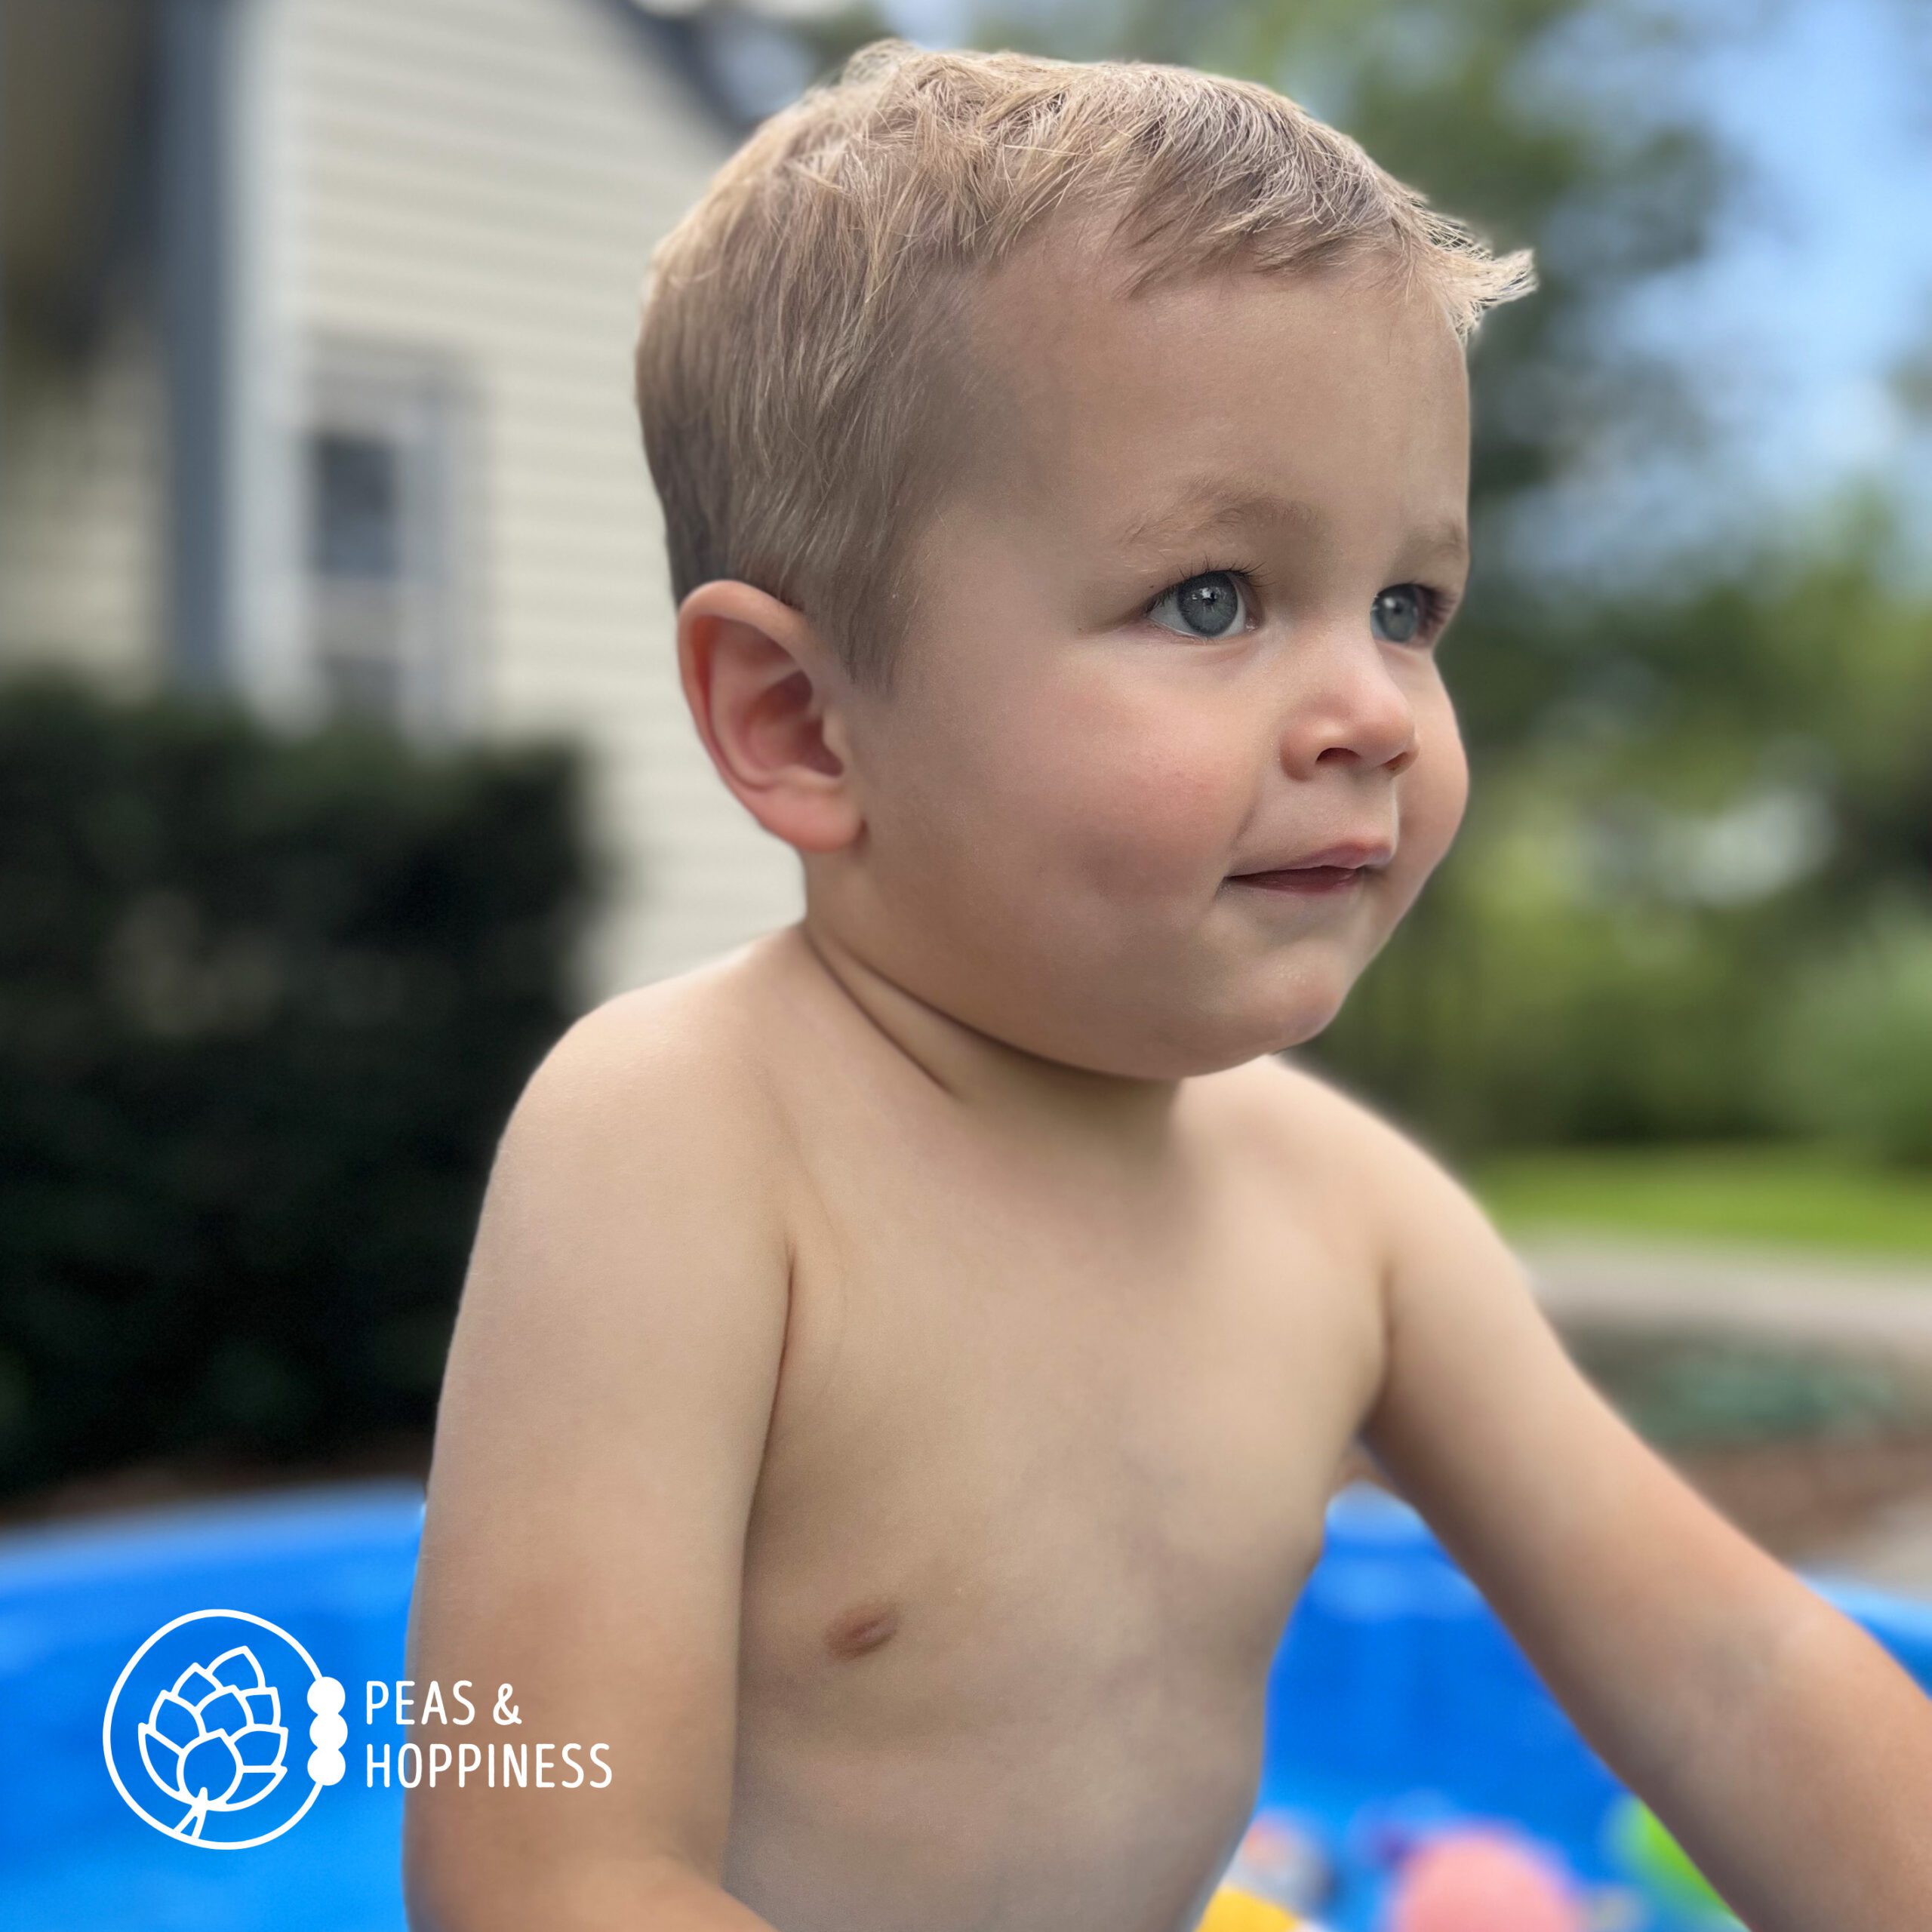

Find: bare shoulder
1201;1051;1518;1425
424;943;803;1535
513;948;787;1146
429;948;811;1417
1204;1048;1391;1149
1204;1050;1478;1247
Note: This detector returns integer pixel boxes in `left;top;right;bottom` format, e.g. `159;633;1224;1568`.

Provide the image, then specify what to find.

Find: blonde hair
635;38;1536;694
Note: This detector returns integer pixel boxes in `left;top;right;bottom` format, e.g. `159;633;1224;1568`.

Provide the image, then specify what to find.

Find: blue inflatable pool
2;1479;1927;1930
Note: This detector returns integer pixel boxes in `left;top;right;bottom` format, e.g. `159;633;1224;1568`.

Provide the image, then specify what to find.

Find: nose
1275;628;1420;779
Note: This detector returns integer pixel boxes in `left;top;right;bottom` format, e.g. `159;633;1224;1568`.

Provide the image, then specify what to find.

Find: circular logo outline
103;1607;340;1850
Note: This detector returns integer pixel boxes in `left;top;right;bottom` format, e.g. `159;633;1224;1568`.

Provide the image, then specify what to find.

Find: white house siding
0;312;165;696
275;0;803;1001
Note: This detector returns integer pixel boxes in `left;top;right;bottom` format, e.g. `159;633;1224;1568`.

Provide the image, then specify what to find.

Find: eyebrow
1113;482;1469;568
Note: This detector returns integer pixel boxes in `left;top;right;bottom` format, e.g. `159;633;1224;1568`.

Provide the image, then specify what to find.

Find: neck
782;914;1186;1162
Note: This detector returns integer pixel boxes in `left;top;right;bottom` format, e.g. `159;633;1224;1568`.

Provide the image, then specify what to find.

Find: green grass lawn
1471;1143;1932;1260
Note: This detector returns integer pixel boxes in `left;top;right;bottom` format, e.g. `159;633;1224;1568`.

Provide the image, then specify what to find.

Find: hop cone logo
105;1608;344;1847
137;1645;288;1838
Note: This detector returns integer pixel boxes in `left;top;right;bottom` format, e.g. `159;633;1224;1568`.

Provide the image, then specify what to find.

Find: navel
823;1598;902;1661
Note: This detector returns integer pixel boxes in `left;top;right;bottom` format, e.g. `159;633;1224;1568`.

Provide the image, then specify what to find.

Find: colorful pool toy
1604;1795;1744;1925
1383;1824;1587;1932
1222;1805;1337;1917
1196;1883;1328;1932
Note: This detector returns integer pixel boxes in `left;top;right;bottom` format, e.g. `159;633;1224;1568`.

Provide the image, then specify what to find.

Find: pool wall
3;1479;1928;1930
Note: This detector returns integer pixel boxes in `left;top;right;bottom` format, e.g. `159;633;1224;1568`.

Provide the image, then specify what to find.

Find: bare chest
718;1112;1383;1924
724;1105;1383;1927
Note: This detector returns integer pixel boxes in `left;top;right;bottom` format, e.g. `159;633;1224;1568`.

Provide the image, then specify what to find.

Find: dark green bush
0;670;605;1500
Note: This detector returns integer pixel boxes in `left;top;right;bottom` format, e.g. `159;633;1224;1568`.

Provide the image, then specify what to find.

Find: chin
1105;955;1360;1077
1245;963;1358;1058
1250;997;1346;1060
1143;988;1349;1078
1267;1001;1346;1054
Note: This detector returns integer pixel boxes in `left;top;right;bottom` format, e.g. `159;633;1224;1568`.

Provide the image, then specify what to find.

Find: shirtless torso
405;922;1392;1932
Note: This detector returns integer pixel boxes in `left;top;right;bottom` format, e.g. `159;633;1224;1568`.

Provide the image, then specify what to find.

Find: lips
1229;840;1393;875
1226;840;1393;894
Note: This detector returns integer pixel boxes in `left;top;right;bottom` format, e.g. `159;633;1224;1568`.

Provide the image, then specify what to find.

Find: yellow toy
1194;1884;1314;1932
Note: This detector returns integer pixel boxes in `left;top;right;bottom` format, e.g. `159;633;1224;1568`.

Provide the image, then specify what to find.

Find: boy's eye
1143;571;1457;646
1371;584;1438;645
1145;570;1251;641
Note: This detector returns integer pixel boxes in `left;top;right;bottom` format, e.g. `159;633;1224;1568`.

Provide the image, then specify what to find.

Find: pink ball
1385;1829;1586;1932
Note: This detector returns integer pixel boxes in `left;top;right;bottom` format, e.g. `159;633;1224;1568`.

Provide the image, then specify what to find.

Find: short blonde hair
635;38;1535;694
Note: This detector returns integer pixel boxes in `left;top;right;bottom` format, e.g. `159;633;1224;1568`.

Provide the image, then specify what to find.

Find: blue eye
1372;584;1454;645
1142;568;1458;646
1145;570;1252;641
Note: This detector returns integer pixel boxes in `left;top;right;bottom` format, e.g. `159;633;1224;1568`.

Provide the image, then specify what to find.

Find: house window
312;432;402;579
303;346;474;736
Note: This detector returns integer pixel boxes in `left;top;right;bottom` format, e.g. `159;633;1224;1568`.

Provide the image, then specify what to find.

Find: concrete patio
1522;1236;1932;1597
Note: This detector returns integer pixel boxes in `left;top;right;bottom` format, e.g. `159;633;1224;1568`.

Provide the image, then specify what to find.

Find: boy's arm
1344;1106;1932;1932
402;998;792;1932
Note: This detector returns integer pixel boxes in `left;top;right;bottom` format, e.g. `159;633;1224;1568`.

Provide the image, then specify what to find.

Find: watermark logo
103;1610;346;1849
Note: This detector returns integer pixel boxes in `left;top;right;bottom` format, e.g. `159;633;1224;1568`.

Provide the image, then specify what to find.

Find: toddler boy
403;40;1932;1932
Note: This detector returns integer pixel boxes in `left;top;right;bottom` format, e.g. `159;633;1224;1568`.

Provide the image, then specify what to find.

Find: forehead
952;238;1470;558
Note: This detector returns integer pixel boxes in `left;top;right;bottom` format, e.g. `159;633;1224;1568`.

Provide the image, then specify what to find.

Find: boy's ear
675;580;863;854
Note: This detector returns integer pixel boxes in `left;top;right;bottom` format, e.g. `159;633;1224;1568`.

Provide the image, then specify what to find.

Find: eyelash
1141;557;1460;645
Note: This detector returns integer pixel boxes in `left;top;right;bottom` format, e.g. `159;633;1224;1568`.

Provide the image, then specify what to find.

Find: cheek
1402;695;1469;865
1005;678;1248;900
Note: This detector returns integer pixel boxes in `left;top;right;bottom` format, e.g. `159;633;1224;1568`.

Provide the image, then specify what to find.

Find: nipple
824;1599;902;1660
